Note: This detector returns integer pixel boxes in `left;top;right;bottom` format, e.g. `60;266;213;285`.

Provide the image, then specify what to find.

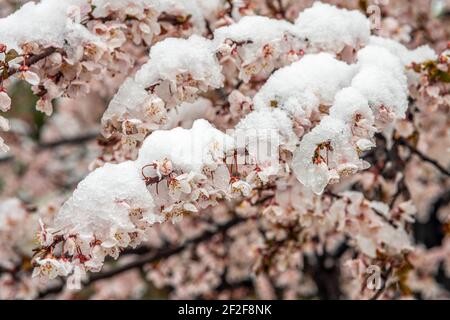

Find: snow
356;45;406;81
0;0;94;50
214;15;296;46
407;45;438;64
253;53;355;113
136;119;234;174
365;37;436;88
369;36;437;66
102;35;223;132
351;66;408;118
55;161;160;239
134;35;223;89
101;78;148;127
329;87;374;125
213;15;304;82
294;2;370;53
235;108;297;156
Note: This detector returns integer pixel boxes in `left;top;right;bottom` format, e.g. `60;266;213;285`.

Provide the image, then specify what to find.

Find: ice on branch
137;119;233;174
294;2;370;55
134;35;223;104
55;160;160;229
33;119;245;283
292;116;369;195
352;67;407;123
235;108;297;152
0;0;96;145
214;15;305;82
101;35;223;140
0;1;101;149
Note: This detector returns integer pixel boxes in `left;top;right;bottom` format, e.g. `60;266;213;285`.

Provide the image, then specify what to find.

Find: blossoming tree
0;0;449;300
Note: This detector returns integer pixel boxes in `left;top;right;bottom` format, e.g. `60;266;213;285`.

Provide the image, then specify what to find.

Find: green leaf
5;49;19;63
437;70;450;83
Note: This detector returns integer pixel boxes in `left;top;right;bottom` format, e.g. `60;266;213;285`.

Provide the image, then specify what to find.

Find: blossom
1;0;448;301
230;180;252;197
18;70;40;86
214;15;305;82
0;91;11;112
32;258;73;280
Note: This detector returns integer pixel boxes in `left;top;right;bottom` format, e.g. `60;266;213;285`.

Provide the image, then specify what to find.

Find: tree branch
397;138;450;177
37;216;247;298
7;47;57;77
414;189;450;248
37;131;100;149
0;131;100;164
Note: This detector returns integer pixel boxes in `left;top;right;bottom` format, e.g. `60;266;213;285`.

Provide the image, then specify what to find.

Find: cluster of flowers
30;119;256;286
0;0;449;300
0;198;60;299
26;1;439;287
0;0;228;152
102;3;374;147
101;35;224;151
408;44;450;112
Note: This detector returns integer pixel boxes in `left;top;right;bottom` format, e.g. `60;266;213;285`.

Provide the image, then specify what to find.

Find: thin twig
37;131;100;149
397;138;450;177
7;47;57;77
0;131;100;164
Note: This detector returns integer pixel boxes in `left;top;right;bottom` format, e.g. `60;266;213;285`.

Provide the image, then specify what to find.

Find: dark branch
414;189;450;248
0;131;100;164
397;138;450;177
7;47;57;77
37;131;100;149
